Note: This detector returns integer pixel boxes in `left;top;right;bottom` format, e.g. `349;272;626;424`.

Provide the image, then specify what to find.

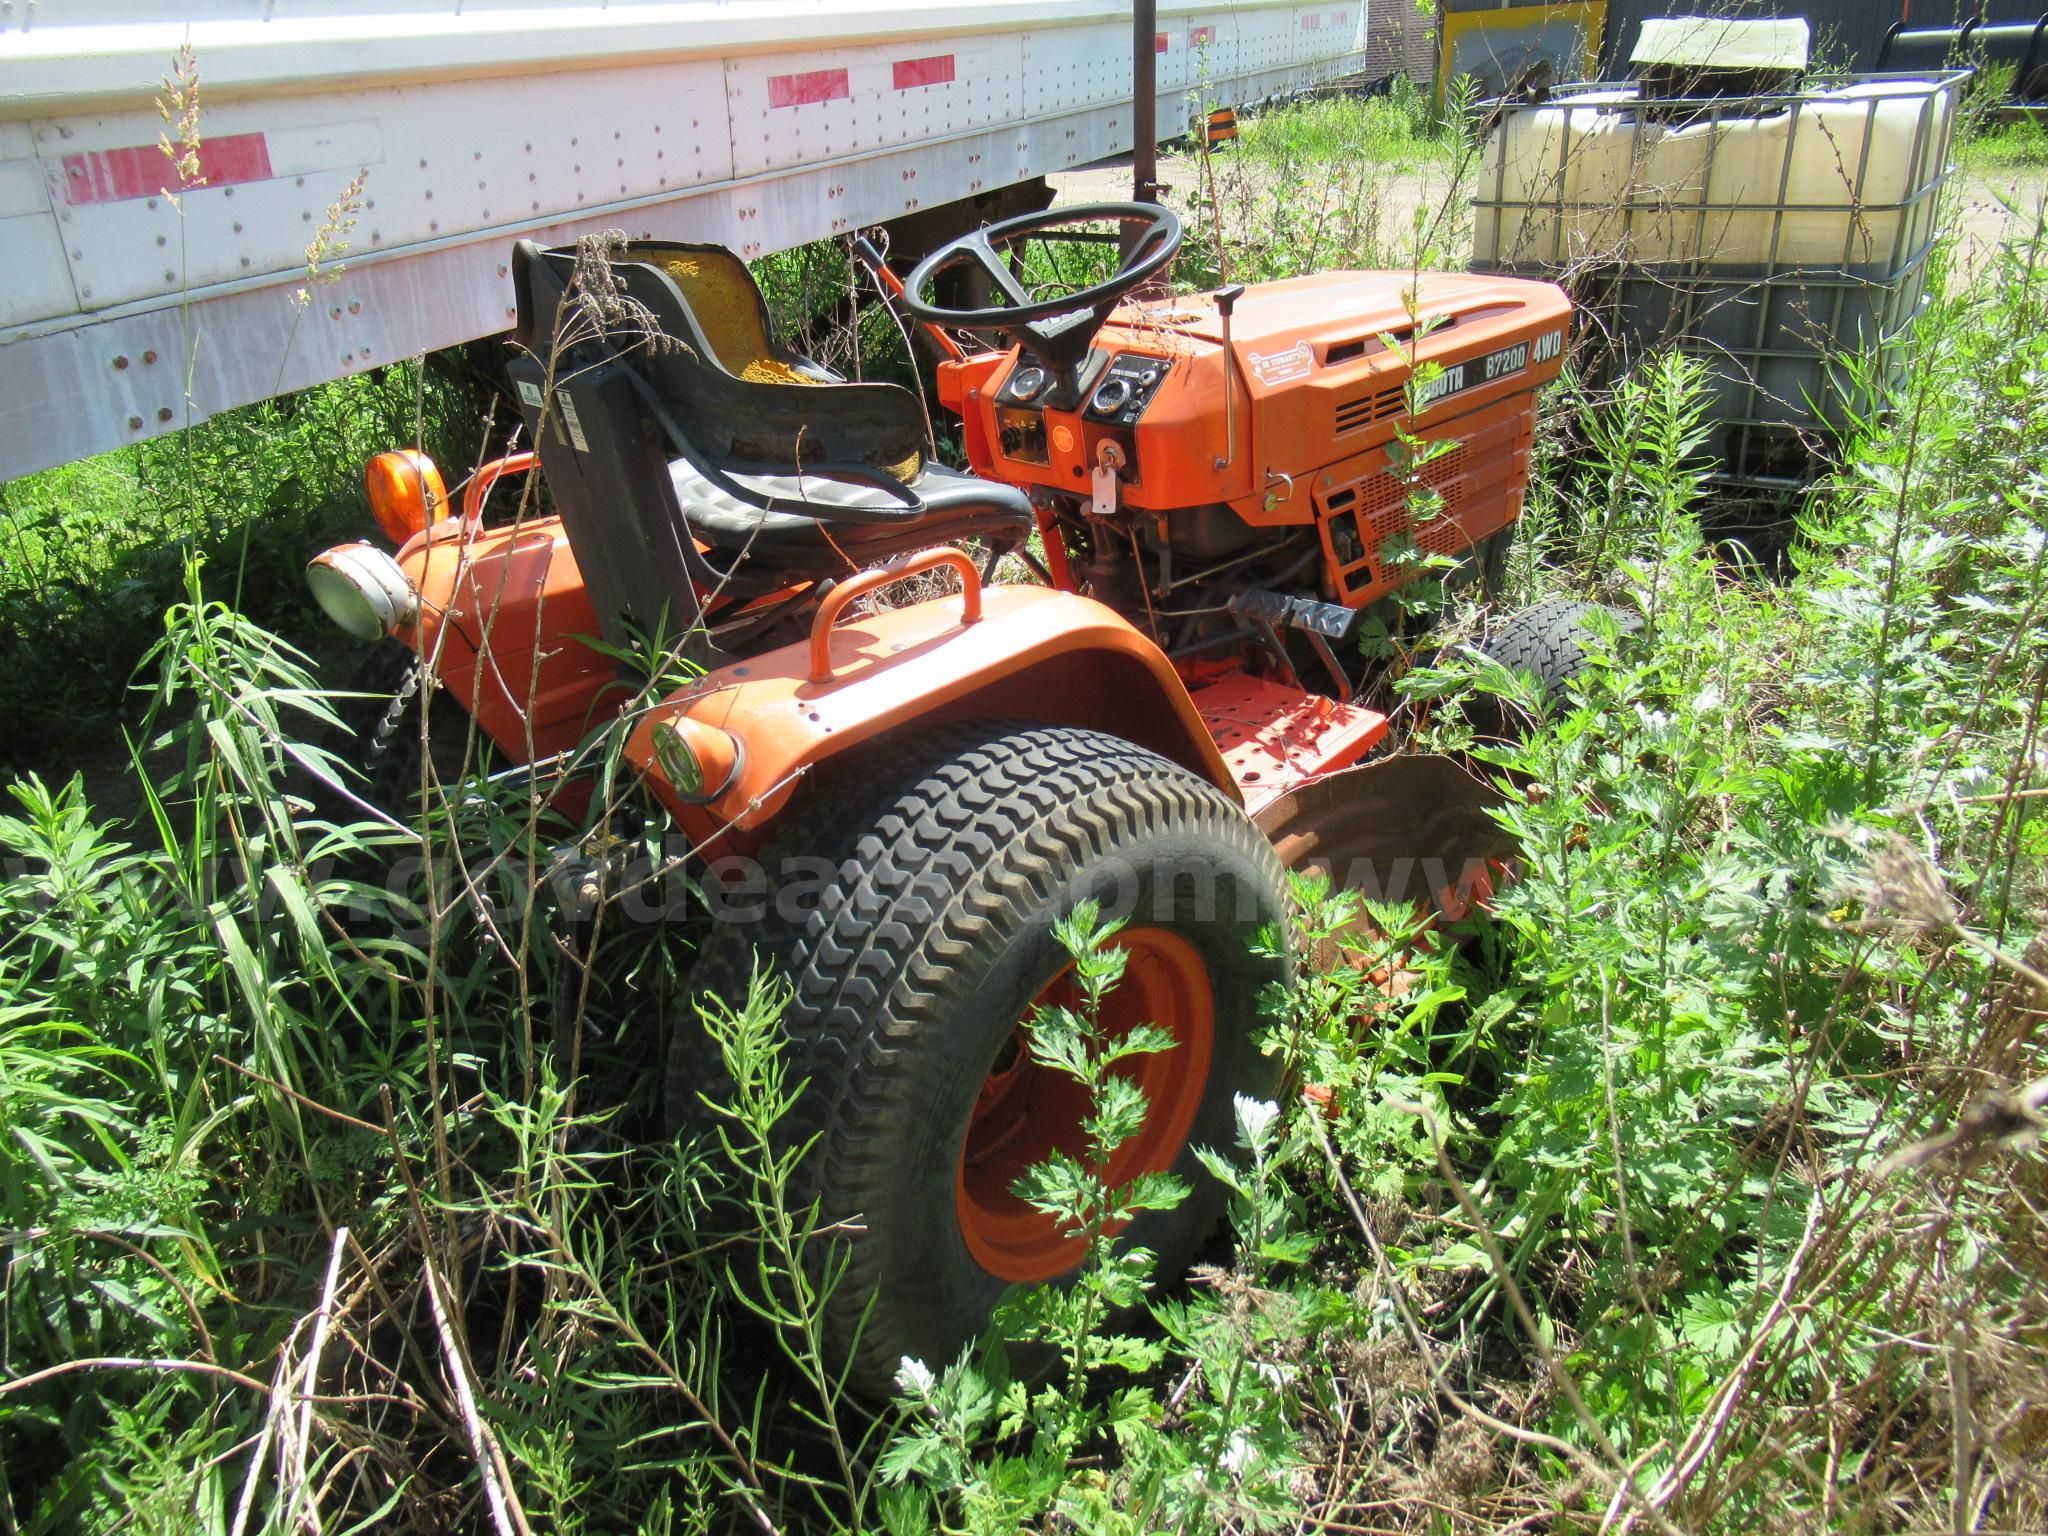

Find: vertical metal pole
1133;0;1159;205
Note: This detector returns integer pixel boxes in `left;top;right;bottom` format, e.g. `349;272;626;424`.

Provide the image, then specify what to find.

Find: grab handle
462;451;539;526
809;546;982;682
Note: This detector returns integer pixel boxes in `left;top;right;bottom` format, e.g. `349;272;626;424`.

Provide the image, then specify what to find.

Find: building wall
1363;1;1441;84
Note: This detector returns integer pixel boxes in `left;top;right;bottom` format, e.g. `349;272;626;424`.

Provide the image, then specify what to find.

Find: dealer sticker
556;390;591;454
1249;341;1313;386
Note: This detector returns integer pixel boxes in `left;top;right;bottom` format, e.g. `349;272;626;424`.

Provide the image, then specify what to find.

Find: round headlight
306;543;420;641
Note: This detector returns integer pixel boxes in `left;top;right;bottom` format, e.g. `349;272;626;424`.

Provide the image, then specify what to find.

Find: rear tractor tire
669;722;1290;1394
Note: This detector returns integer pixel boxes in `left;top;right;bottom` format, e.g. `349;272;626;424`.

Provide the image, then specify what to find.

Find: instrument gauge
1090;377;1133;413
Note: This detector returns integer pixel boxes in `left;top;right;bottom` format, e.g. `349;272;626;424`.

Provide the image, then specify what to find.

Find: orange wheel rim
956;926;1216;1283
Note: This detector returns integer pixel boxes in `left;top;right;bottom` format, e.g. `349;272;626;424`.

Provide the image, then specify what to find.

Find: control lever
1212;283;1246;472
852;233;966;362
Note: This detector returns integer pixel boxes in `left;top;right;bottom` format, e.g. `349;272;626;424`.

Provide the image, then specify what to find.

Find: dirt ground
1051;147;1426;209
1951;162;2048;272
1052;149;1455;256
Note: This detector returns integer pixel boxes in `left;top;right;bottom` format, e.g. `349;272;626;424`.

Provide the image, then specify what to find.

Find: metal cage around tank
1469;69;1970;491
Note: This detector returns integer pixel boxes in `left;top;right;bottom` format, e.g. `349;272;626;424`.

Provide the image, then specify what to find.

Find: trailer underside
0;1;1369;480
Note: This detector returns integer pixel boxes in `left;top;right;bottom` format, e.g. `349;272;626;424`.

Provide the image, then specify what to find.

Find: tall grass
0;87;2044;1536
1172;79;1473;288
1958;62;2048;170
0;362;487;781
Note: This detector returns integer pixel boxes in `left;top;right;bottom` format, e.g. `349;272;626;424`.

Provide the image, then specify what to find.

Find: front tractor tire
1482;597;1643;700
670;723;1290;1393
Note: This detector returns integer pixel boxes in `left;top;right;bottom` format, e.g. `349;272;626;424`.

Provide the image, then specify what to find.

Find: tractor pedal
1226;589;1357;639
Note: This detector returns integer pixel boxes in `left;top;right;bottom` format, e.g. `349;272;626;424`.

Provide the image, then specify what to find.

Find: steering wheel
900;202;1182;387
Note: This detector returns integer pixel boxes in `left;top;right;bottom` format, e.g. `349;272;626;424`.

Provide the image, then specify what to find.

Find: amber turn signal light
650;717;743;804
364;450;449;544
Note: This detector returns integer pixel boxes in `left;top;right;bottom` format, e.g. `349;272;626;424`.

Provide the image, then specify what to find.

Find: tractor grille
1315;388;1536;605
1332;383;1408;435
1317;438;1485;605
1360;444;1469;557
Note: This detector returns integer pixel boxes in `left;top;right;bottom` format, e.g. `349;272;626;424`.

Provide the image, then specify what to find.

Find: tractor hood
1113;269;1567;381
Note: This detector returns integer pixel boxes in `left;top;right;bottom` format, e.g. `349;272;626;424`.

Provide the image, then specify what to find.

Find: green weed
1172;80;1474;289
0;363;485;782
1;83;2045;1536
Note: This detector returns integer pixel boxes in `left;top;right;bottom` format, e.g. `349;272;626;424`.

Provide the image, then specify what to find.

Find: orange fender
628;579;1237;851
396;510;627;765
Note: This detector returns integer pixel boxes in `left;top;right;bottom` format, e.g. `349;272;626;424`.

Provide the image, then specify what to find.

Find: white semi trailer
0;1;1368;481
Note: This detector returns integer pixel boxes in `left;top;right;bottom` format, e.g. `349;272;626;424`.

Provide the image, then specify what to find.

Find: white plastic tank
1470;66;1966;485
1475;78;1957;275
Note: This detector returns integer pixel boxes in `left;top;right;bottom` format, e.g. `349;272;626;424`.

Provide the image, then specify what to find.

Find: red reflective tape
1155;31;1168;53
892;54;955;89
61;131;272;206
767;68;850;108
1300;13;1322;30
1191;25;1216;45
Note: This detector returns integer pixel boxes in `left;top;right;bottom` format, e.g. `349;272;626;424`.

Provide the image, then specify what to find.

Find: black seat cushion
671;460;1032;569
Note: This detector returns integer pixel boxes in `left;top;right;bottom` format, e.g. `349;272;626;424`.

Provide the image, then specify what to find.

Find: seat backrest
608;256;927;484
515;237;925;480
507;241;730;656
633;242;821;385
504;238;927;652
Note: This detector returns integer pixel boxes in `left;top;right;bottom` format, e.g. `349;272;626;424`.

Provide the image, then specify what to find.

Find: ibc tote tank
1472;68;1966;488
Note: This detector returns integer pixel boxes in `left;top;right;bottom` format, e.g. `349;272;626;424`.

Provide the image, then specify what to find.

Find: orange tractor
306;205;1570;1389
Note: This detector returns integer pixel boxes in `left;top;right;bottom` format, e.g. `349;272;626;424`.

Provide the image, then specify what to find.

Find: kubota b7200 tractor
305;204;1570;1390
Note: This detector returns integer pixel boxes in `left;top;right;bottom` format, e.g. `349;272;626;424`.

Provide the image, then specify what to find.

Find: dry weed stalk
157;42;204;198
294;170;370;310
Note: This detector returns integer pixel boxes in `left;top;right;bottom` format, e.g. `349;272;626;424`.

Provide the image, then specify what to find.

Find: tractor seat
508;237;1035;642
672;460;1031;569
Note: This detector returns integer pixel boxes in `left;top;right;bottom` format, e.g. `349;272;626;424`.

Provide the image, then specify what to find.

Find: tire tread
669;722;1286;1389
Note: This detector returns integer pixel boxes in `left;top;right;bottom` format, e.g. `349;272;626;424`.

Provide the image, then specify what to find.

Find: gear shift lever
1213;283;1245;472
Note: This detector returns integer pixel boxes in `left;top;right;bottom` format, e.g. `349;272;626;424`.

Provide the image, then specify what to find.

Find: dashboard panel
987;349;1175;484
1083;354;1172;426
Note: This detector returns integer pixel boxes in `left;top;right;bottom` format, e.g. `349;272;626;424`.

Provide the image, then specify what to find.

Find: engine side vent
1333;383;1408;435
1315;386;1537;608
1358;443;1469;558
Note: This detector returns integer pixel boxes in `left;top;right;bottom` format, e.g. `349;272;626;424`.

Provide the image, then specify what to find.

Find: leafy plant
882;902;1187;1531
4;81;2048;1536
